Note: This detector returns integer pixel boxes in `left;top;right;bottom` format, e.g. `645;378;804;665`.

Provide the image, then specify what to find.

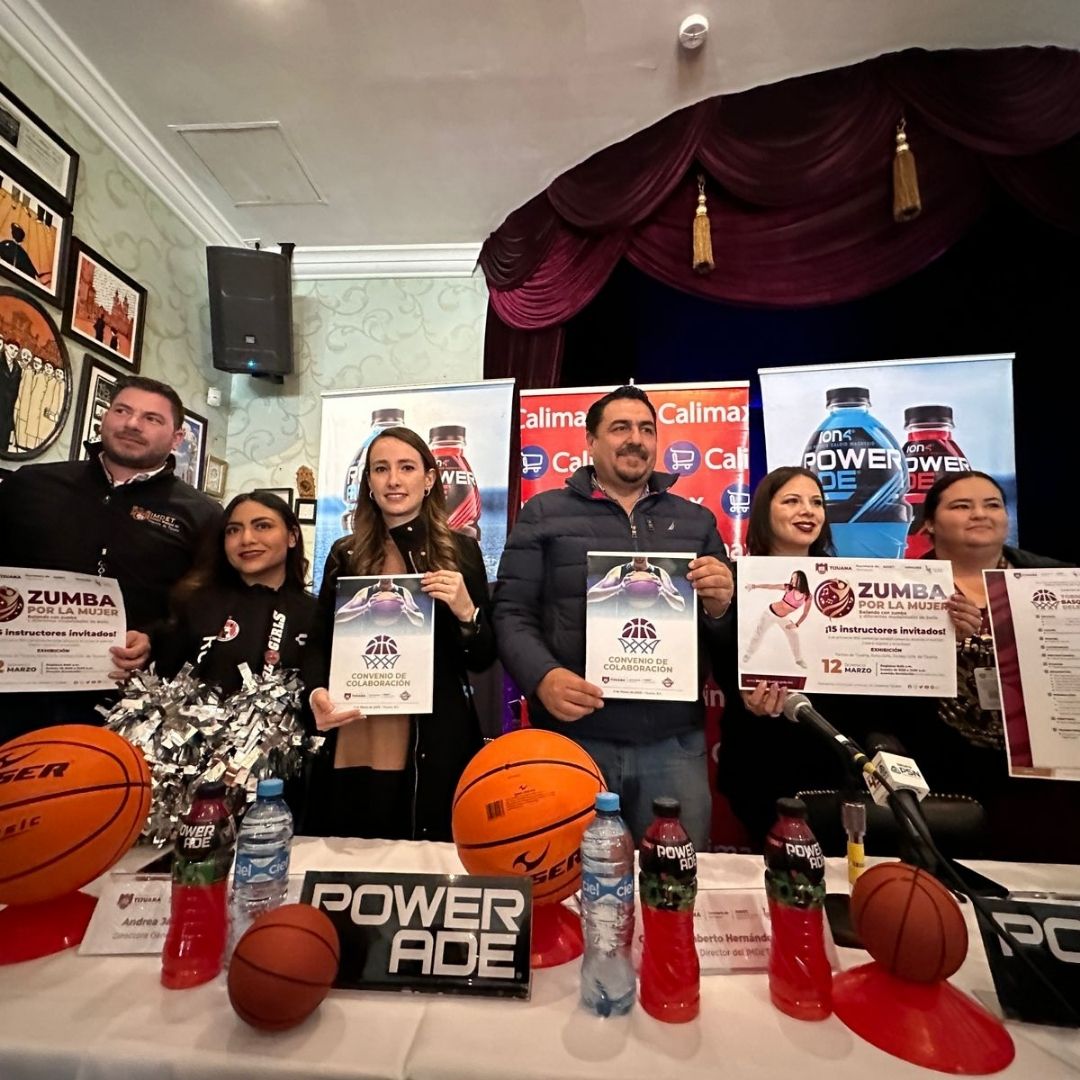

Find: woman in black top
304;426;495;842
154;491;317;695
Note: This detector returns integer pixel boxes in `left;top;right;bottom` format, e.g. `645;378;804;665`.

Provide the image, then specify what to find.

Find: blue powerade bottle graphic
802;387;911;558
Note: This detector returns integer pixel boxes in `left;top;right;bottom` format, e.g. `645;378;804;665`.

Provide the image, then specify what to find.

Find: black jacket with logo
0;443;221;632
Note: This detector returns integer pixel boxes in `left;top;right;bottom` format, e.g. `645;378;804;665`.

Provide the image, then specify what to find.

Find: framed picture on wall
255;487;294;508
174;408;208;489
61;239;147;372
0;80;79;207
69;353;124;460
0;174;71;307
295;498;317;525
203;454;228;499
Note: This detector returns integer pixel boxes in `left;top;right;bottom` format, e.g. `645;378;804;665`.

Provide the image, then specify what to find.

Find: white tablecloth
0;839;1077;1080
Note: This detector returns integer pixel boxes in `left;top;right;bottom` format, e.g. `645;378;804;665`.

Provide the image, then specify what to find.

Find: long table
0;839;1077;1079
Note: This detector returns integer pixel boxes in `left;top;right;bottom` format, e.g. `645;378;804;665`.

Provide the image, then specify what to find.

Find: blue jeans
576;729;711;851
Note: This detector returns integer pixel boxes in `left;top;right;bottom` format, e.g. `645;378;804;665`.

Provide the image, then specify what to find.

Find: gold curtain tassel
892;120;922;223
692;173;715;274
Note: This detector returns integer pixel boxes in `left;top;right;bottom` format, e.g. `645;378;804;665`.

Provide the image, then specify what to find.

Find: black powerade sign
301;871;532;999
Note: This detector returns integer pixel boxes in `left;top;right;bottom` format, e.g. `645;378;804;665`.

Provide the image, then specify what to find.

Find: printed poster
520;382;751;554
737;556;957;697
315;380;515;589
585;551;698;701
759;354;1017;559
986;568;1080;781
328;574;434;715
0;567;126;691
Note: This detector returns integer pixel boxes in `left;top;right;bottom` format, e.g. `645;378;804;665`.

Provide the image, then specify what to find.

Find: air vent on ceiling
169;121;323;206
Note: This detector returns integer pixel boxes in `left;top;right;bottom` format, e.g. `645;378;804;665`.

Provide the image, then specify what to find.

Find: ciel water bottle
229;777;293;955
580;791;636;1016
765;797;832;1020
803;387;911;558
902;405;970;559
161;781;236;989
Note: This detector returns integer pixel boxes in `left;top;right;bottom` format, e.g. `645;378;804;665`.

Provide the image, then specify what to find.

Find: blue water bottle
580;791;636;1016
802;387;911;558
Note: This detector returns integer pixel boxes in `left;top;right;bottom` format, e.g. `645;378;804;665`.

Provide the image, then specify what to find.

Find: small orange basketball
0;725;151;905
228;904;340;1031
452;729;605;904
851;861;968;982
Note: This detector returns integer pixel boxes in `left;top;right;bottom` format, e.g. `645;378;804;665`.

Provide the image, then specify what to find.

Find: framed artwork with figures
0;173;72;306
69;353;124;459
174;408;208;489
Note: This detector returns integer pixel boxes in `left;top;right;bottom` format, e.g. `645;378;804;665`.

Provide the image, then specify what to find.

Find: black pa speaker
207;246;294;376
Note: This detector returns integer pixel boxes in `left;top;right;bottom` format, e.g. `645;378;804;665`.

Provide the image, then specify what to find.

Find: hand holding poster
585;551;698;700
0;567;126;691
328;575;434;714
737;556;956;697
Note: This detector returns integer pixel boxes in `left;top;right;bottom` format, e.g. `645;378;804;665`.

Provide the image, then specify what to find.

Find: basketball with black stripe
0;725;151;905
452;729;605;903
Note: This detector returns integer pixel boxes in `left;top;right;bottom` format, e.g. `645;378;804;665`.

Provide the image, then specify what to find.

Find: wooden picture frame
61;239;147;372
0;79;79;207
0;174;71;307
203;454;228;499
69;353;124;460
175;407;208;489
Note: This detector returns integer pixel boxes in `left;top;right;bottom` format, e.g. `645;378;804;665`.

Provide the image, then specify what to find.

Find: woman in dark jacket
304;426;495;842
154;490;316;695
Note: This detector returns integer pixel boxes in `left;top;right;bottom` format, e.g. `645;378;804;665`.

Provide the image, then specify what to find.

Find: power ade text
312;882;526;978
656;842;697;872
785;840;825;870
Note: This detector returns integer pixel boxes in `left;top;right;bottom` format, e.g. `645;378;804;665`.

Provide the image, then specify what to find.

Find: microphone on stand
780;693;875;782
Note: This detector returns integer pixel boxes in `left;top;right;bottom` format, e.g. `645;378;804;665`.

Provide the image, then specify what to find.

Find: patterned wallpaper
0;39;229;467
225;275;489;499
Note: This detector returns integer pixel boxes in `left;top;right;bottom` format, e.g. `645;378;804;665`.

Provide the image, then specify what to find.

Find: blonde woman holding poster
303;426;495;842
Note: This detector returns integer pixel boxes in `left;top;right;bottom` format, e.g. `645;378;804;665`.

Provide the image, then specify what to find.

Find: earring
369;490;376;500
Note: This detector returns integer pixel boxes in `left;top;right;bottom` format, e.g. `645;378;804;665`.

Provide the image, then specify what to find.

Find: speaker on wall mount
207;245;294;378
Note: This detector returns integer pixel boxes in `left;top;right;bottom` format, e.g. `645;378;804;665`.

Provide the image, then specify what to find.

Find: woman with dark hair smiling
154;491;316;695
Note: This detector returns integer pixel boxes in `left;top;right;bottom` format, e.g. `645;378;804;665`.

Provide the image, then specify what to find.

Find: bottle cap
429;424;466;442
195;781;227;800
595;791;620;812
825;387;870;407
652;796;681;818
904;404;953;427
372;408;404;425
257;777;284;798
776;796;807;819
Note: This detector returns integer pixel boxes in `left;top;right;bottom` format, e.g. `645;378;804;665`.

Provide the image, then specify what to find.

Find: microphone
781;693;874;779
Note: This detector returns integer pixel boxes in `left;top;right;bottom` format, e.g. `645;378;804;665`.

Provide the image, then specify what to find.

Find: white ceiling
10;0;1080;253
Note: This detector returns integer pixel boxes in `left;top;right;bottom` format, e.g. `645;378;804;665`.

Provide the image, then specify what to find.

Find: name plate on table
301;870;532;999
694;889;772;973
979;894;1080;1027
78;874;172;955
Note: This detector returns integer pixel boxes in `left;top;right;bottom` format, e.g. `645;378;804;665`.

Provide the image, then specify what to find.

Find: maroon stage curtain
480;45;1080;380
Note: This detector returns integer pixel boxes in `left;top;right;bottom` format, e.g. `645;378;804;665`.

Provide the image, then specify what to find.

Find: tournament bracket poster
519;382;751;555
315;379;515;590
759;354;1017;560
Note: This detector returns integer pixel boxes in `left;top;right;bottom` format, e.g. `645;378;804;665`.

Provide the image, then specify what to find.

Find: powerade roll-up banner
302;871;532;999
315;379;515;589
759;355;1017;560
520;382;751;554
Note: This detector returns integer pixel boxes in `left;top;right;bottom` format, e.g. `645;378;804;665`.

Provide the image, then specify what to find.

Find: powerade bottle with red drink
903;405;970;559
765;797;832;1020
341;408;405;531
429;424;482;540
161;781;236;989
803;387;911;558
638;796;699;1022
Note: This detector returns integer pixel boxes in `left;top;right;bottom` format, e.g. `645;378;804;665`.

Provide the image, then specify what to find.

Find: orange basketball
452;729;605;904
0;725;151;905
851;861;968;982
228;903;340;1031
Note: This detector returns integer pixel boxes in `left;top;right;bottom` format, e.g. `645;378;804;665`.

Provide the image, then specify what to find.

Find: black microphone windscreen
781;692;812;723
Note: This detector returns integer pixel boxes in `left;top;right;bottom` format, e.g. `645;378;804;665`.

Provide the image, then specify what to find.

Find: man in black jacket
494;385;734;848
0;375;221;739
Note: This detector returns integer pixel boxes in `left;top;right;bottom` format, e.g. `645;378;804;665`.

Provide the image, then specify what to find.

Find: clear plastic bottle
340;408;405;531
802;387;911;558
902;405;970;559
638;796;700;1022
580;791;636;1016
765;797;832;1020
429;424;482;540
161;781;236;989
229;777;293;953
